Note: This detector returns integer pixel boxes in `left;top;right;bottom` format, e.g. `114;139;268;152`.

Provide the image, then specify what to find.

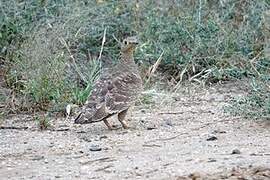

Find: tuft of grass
225;78;270;119
0;112;3;125
72;59;101;105
35;114;51;130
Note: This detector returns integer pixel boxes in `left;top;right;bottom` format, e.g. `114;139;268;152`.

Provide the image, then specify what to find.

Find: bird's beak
129;36;139;45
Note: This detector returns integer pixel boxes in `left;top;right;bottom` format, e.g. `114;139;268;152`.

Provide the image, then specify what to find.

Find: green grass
35;114;51;130
225;77;270;119
0;0;269;118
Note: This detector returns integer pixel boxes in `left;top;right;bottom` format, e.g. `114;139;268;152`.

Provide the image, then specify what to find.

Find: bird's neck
119;51;139;72
120;51;135;64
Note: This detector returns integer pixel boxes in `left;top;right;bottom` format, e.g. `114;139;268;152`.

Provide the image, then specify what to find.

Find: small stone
189;172;203;179
81;137;92;142
164;119;173;126
31;155;44;161
99;135;108;140
103;147;111;151
112;125;118;129
208;158;217;162
76;130;86;134
146;126;157;130
213;130;226;134
89;145;102;152
231;149;241;154
206;136;218;141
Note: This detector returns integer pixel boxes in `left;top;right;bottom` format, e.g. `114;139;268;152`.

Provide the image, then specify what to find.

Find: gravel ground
0;81;270;180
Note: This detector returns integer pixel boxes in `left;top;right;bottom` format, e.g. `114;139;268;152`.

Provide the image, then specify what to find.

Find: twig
50;128;70;132
59;37;88;84
95;165;113;172
143;144;162;147
158;110;213;115
146;133;188;143
112;34;121;45
80;157;115;165
145;51;164;85
198;0;202;25
190;118;238;131
173;65;187;92
250;153;270;156
189;69;206;82
75;27;82;38
249;51;262;76
158;111;185;115
0;126;28;130
98;27;107;61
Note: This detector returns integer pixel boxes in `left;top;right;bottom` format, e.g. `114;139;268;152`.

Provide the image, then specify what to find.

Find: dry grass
0;0;269;118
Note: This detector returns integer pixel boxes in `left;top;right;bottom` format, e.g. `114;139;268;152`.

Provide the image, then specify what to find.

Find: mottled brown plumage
74;36;142;129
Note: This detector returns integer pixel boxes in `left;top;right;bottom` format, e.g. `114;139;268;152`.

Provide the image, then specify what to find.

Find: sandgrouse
74;36;142;130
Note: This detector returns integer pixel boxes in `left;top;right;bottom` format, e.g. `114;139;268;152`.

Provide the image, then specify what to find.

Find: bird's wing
81;74;113;122
105;72;142;112
77;71;142;123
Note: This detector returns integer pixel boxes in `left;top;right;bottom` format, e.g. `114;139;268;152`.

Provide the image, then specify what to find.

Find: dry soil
0;81;270;180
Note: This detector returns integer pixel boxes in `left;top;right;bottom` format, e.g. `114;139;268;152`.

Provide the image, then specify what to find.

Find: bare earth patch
0;81;270;179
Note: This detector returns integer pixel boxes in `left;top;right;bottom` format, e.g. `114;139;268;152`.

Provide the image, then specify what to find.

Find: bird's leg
103;119;113;130
118;109;129;129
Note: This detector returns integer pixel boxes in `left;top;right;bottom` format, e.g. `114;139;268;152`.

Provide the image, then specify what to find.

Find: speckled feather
74;37;142;124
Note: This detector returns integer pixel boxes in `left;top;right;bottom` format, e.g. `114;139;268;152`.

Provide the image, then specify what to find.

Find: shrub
0;0;269;115
226;77;270;119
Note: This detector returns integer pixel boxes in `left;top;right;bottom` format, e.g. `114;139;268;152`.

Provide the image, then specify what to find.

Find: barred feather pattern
74;45;142;124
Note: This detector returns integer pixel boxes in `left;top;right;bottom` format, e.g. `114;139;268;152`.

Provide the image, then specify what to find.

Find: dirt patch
0;81;270;179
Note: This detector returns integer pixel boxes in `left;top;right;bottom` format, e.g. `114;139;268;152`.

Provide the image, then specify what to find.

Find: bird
74;36;143;130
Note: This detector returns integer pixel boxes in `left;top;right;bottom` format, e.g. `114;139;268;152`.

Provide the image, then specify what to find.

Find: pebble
99;135;108;140
141;109;146;113
146;126;157;130
231;149;241;154
89;145;102;152
31;155;44;161
208;158;217;162
206;136;218;141
164;119;173;127
213;130;226;134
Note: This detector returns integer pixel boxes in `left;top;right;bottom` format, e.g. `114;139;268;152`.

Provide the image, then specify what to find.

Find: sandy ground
0;81;270;180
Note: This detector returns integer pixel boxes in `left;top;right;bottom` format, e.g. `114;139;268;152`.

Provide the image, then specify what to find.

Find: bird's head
120;36;139;54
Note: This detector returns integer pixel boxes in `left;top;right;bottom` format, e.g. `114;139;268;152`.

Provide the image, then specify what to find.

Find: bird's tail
74;111;103;124
74;112;83;124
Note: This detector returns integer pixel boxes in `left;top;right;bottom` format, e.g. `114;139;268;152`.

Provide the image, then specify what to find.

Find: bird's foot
103;119;115;130
119;120;129;129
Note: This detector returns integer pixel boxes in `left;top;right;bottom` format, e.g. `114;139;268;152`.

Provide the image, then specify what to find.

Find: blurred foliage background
0;0;269;118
